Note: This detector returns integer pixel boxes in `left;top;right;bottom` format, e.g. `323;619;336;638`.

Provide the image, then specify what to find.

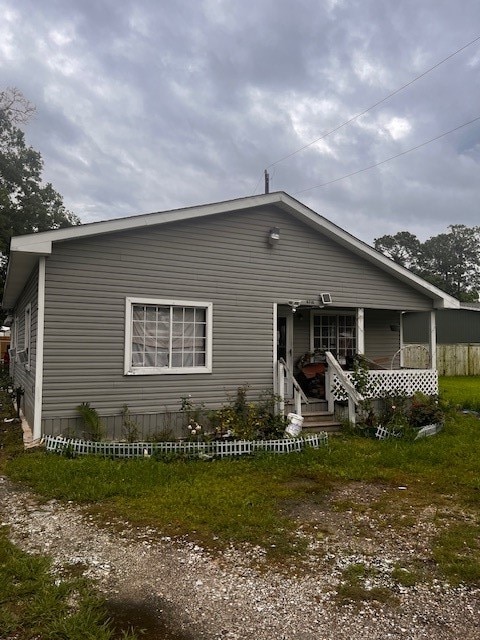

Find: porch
275;303;438;430
277;351;438;430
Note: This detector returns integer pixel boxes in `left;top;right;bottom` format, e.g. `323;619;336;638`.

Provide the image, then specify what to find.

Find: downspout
273;303;279;409
33;257;46;442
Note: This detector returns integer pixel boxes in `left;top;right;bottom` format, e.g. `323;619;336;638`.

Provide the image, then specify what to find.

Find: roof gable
2;192;460;310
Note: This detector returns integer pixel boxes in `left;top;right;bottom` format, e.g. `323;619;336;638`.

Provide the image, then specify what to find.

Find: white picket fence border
375;422;443;440
43;433;328;459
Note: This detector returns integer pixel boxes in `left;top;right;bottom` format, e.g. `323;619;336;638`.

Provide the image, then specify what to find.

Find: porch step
301;411;342;434
284;399;342;433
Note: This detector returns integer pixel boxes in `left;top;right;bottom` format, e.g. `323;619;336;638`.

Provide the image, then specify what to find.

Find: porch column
356;308;365;355
399;312;404;368
429;310;437;369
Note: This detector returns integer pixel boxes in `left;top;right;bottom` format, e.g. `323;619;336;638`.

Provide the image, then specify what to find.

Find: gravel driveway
1;475;479;640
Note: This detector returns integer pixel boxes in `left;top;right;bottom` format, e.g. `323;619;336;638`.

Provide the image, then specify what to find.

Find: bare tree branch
0;87;36;125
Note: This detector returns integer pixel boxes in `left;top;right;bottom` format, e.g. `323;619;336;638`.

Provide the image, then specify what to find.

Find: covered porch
274;302;438;428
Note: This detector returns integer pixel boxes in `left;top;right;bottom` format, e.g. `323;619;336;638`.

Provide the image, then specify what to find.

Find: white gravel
1;475;479;640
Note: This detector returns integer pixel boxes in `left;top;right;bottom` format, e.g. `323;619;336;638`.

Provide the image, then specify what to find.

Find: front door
277;311;293;397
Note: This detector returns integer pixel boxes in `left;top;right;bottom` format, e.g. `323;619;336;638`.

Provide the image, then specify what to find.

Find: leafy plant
121;404;140;443
408;392;446;427
76;402;104;442
350;356;378;432
209;386;287;440
180;394;206;427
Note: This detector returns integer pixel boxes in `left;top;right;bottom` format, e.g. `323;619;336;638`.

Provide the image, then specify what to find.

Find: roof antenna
264;169;270;194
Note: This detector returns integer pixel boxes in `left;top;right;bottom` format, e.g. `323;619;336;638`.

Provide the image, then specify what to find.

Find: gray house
2;192;459;442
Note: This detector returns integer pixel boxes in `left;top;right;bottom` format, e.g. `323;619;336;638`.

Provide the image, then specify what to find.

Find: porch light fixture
319;293;332;305
268;227;280;246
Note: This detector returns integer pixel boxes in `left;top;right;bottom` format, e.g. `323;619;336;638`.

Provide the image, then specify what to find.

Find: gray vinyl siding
40;206;435;435
364;309;401;365
292;311;311;367
404;310;480;344
12;267;38;426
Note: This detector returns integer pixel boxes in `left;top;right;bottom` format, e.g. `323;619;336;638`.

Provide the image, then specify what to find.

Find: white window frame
124;297;213;375
311;312;357;365
24;303;32;370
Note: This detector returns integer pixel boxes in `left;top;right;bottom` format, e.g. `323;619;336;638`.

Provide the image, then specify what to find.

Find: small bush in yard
209;386;287;440
408;392;446;427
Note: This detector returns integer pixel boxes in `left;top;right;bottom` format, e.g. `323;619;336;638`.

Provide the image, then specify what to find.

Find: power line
295;114;480;194
262;33;480;175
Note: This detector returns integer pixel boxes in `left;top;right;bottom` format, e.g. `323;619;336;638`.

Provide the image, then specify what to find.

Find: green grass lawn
439;375;480;411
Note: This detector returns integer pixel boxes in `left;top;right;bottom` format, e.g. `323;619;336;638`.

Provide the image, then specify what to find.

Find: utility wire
263;33;480;174
295;114;480;194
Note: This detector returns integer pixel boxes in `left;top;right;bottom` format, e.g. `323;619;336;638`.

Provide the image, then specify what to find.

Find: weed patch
335;563;395;606
0;526;137;639
432;521;480;585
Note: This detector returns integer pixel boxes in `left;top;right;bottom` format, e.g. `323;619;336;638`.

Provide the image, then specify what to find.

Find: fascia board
9;193;281;252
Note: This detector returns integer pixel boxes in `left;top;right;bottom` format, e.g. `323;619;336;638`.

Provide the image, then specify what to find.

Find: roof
2;191;460;310
459;302;480;311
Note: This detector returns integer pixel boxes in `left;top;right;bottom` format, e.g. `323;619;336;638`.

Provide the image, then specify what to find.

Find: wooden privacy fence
403;343;480;376
43;433;329;459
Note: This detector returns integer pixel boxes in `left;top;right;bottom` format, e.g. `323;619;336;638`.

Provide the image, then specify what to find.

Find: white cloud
383;116;412;140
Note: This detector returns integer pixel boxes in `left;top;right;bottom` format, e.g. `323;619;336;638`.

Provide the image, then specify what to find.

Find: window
125;298;212;375
313;314;356;363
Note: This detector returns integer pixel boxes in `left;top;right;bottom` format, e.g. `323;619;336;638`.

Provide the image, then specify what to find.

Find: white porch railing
324;351;363;424
325;350;438;425
277;358;309;416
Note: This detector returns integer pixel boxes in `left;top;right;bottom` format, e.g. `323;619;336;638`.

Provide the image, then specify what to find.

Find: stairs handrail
278;358;309;405
325;351;363;424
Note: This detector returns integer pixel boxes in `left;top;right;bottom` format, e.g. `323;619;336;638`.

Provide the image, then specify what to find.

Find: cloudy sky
2;0;480;244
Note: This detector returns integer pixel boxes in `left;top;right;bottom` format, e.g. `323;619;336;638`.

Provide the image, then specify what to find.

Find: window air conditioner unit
16;349;28;364
320;293;332;305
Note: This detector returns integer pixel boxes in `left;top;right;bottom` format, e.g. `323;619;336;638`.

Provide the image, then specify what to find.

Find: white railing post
325;351;364;425
294;390;302;416
325;369;334;413
348;397;356;423
277;360;285;416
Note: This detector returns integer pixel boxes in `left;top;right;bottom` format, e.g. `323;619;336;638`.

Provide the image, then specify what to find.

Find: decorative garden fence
43;433;328;459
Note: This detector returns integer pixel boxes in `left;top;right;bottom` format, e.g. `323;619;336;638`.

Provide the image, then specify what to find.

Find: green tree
374;225;480;301
0;88;80;302
373;230;421;270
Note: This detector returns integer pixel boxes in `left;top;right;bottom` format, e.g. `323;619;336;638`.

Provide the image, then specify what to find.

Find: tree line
374;226;480;302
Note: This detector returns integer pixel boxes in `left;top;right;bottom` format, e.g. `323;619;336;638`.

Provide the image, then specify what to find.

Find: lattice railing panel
330;369;438;401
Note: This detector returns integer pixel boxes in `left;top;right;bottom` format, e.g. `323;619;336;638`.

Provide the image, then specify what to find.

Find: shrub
76;402;104;442
408;392;445;427
209;386;287;440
